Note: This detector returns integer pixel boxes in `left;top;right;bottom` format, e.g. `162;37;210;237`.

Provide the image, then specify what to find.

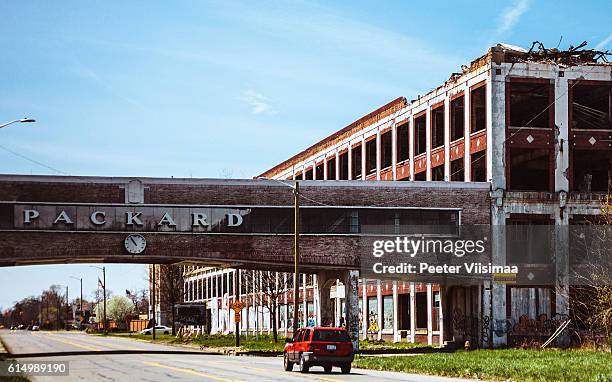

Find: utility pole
65;286;69;324
292;181;300;336
102;267;106;333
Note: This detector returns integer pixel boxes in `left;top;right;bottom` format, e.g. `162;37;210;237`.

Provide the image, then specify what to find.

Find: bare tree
242;270;293;343
156;264;185;335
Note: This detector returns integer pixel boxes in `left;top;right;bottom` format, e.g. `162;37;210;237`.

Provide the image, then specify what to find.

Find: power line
0;144;69;175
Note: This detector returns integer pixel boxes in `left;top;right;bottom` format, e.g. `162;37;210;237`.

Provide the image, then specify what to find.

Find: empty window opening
365;139;377;175
470;151;486;182
305;168;313;180
509;82;551;128
572;84;612;130
397;122;409;163
315;163;324;180
415;114;427;155
351;145;362;179
326;158;336;180
339;152;349;180
470;86;486;133
431;164;444;181
381;130;392;169
414;171;426;181
416;293;427;329
509;148;551;191
431;105;445;149
295;172;302;180
572;150;612;192
451;95;465;141
451;158;464;181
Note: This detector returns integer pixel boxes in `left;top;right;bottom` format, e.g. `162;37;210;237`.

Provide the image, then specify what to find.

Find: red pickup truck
283;327;354;374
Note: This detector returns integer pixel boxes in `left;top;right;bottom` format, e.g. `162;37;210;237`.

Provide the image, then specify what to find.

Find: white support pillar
425;106;432;181
376;280;382;340
555;76;570;192
323;157;328;180
362;279;367;338
347;146;353;180
376;130;381;180
439;286;444;347
284;273;288;337
391;124;397;180
314;275;320;326
335;280;341;327
427;283;433;345
361;136;366;180
410;282;416;342
335;151;340;180
409;114;415;180
392;281;399;342
443;97;451;181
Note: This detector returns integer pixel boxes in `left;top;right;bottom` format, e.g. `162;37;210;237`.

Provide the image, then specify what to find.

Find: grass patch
353;349;612;382
359;339;430;351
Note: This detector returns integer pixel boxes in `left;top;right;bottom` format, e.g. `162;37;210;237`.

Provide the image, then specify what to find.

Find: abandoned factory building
169;43;612;348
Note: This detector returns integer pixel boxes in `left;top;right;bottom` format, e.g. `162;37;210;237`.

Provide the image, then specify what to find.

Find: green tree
97;296;133;327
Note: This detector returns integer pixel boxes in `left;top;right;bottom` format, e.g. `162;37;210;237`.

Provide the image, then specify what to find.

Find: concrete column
491;207;507;348
410;282;416;342
343;270;360;351
335;280;341;327
284;273;288;337
464;83;471;181
482;281;492;348
555;211;570;317
554;76;570;192
376;130;381;180
427;283;433;345
303;274;307;327
335;151;340;180
392;281;399;342
376;280;382;340
425;106;432;181
409;114;415;180
315;271;335;327
444;97;451;181
491;68;506;190
362;279;367;338
314;275;320;325
439;285;445;347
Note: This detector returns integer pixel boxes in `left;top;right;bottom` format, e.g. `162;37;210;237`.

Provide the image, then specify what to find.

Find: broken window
315;163;324;180
470;85;486;133
450;158;464;181
572;84;612;130
431;164;444;181
326;158;336;180
396;122;409;163
381;130;392;169
339;152;349;180
305;168;313;180
414;171;426;181
508;82;551;128
508;148;551;191
352;145;362;179
431;105;445;149
470;151;486;182
451;95;465;141
295;172;302;180
366;138;376;175
415;114;426;155
572;150;612;192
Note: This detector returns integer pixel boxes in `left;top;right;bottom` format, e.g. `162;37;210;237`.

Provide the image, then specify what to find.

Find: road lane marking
66;335;143;351
197;359;344;382
42;334;103;351
143;361;243;382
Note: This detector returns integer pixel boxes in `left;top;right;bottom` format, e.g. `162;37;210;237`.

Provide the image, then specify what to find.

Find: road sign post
231;301;245;347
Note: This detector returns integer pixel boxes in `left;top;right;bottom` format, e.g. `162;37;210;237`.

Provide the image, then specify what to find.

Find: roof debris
494;40;611;65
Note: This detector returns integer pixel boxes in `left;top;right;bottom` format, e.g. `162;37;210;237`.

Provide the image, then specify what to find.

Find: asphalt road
0;330;477;382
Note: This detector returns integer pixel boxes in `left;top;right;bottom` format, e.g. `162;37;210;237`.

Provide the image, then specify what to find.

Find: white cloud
595;34;612;50
495;0;530;37
240;90;276;115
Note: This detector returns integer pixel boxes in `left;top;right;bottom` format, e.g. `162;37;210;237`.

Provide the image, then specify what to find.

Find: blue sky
0;0;610;309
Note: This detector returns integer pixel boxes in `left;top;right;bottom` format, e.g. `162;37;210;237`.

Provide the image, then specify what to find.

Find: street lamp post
70;276;83;319
90;266;106;333
0;118;35;129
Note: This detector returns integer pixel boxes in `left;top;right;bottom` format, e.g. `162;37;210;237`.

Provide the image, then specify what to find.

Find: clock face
124;234;146;254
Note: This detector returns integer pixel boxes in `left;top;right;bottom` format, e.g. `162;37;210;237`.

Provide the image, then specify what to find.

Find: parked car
31;325;40;331
283;327;354;374
139;325;171;335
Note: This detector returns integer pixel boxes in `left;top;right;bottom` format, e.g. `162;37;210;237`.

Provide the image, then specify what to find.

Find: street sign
231;301;245;313
234;312;241;323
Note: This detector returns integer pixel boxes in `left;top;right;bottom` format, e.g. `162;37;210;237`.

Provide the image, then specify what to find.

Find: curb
0;335;11;360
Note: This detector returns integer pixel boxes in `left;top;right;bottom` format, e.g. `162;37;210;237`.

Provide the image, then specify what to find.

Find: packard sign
1;203;249;233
